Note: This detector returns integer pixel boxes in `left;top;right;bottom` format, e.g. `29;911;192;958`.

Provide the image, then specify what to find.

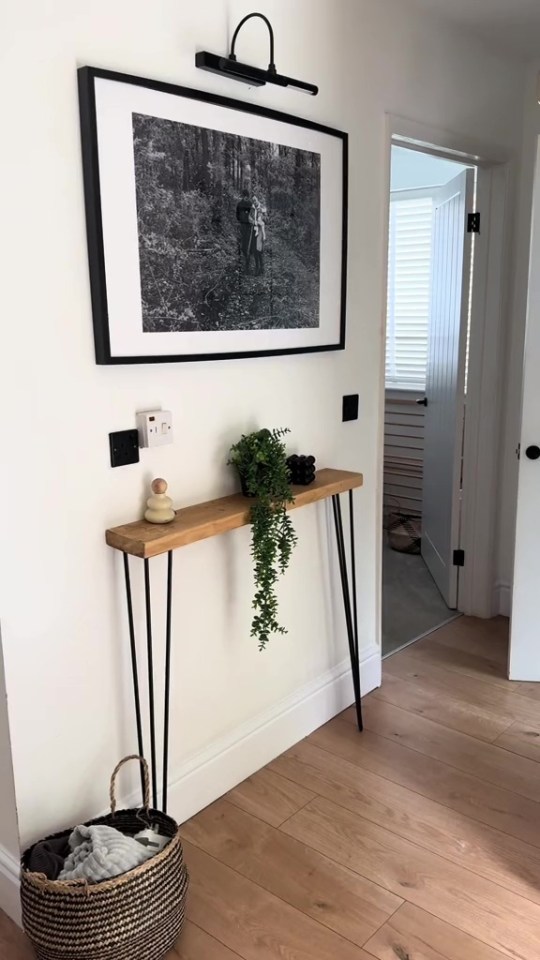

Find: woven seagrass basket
20;756;189;960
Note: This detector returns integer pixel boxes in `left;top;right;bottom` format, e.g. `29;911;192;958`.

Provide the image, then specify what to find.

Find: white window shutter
385;193;433;390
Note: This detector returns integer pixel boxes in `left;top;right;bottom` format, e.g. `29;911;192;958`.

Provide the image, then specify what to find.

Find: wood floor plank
174;920;243;959
417;616;509;666
368;671;513;742
181;798;401;947
403;638;511;691
514;681;540;702
269;739;540;904
383;650;539;725
7;616;531;960
226;767;315;827
0;911;34;960
183;839;374;960
281;796;540;960
364;902;509;960
356;697;540;802
308;717;540;847
494;718;540;761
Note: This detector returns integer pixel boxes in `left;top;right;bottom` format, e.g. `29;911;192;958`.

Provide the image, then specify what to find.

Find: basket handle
109;755;150;816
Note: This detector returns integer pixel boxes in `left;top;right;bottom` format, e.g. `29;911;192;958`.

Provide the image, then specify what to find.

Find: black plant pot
239;473;256;498
238;465;278;498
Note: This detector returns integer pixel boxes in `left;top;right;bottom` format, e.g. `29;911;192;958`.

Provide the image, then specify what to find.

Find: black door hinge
467;212;480;233
453;549;465;567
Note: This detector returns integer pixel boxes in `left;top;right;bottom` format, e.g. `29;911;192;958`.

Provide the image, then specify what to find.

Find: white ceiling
407;0;540;61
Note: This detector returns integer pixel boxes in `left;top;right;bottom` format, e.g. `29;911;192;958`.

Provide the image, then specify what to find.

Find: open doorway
382;145;475;657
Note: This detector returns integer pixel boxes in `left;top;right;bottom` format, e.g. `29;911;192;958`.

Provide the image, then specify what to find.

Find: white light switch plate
136;410;173;448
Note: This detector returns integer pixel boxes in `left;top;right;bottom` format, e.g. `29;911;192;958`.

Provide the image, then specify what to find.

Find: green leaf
228;428;297;649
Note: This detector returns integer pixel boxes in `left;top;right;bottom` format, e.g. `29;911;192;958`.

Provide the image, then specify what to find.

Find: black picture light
195;12;318;96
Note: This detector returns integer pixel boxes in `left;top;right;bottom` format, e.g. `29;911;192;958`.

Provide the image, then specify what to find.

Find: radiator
384;392;425;521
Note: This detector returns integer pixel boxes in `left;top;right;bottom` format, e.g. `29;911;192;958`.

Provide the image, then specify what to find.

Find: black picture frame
78;66;348;365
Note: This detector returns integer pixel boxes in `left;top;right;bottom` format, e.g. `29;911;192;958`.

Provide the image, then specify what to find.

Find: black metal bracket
332;490;363;731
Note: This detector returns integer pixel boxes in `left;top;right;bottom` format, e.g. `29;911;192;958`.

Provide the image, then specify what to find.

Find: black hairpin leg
123;554;145;801
162;551;173;813
144;559;158;809
122;552;174;814
332;492;363;730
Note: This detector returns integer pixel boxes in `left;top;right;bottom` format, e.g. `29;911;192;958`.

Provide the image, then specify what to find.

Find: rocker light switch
342;394;359;422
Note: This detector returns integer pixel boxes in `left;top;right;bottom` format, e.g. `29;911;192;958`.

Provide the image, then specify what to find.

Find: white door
510;140;540;681
422;169;475;608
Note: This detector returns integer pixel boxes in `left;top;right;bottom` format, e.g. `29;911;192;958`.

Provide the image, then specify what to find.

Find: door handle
526;445;540;460
416;398;428;407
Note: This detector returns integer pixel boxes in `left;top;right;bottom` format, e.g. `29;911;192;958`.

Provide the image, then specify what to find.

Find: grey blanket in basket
59;824;155;882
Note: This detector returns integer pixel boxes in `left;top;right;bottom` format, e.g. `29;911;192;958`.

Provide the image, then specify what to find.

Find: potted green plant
228;428;298;650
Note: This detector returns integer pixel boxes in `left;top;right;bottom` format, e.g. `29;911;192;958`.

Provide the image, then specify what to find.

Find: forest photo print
79;68;347;362
132;114;321;334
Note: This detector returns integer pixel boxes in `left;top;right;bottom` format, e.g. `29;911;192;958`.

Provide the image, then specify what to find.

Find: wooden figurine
145;478;175;524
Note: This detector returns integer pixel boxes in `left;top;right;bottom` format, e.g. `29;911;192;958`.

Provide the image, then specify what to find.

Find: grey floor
382;540;457;657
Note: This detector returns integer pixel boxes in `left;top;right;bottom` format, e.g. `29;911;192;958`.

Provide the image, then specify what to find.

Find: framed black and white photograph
78;67;347;364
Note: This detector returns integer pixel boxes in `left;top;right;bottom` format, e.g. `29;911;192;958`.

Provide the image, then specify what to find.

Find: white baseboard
0;843;20;926
164;645;380;826
493;580;512;617
1;646;380;925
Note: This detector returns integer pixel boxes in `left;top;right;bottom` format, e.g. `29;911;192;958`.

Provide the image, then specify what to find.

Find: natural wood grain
282;796;540;960
404;636;510;690
364;902;510;960
308;717;540;847
226;767;315;827
173;919;242;959
0;912;35;960
494;718;540;761
370;670;513;742
383;649;540;724
8;615;539;960
106;468;363;558
356;697;540;802
514;680;540;702
181;798;401;948
183;839;373;960
419;616;509;665
270;740;540;904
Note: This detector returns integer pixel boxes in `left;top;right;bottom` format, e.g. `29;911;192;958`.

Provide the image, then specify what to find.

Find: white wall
0;0;527;856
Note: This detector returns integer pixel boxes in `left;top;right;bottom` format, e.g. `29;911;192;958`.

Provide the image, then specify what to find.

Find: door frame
377;114;511;644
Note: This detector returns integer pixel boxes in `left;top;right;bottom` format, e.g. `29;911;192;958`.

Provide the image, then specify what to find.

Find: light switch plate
137;410;173;447
342;395;359;422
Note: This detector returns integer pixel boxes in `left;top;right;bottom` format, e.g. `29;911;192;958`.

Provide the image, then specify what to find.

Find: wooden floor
6;615;540;960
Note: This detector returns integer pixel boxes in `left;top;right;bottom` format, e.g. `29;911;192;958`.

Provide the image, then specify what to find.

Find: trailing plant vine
228;428;298;650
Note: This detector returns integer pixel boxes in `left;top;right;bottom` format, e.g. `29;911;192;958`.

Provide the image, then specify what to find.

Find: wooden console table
106;467;363;812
